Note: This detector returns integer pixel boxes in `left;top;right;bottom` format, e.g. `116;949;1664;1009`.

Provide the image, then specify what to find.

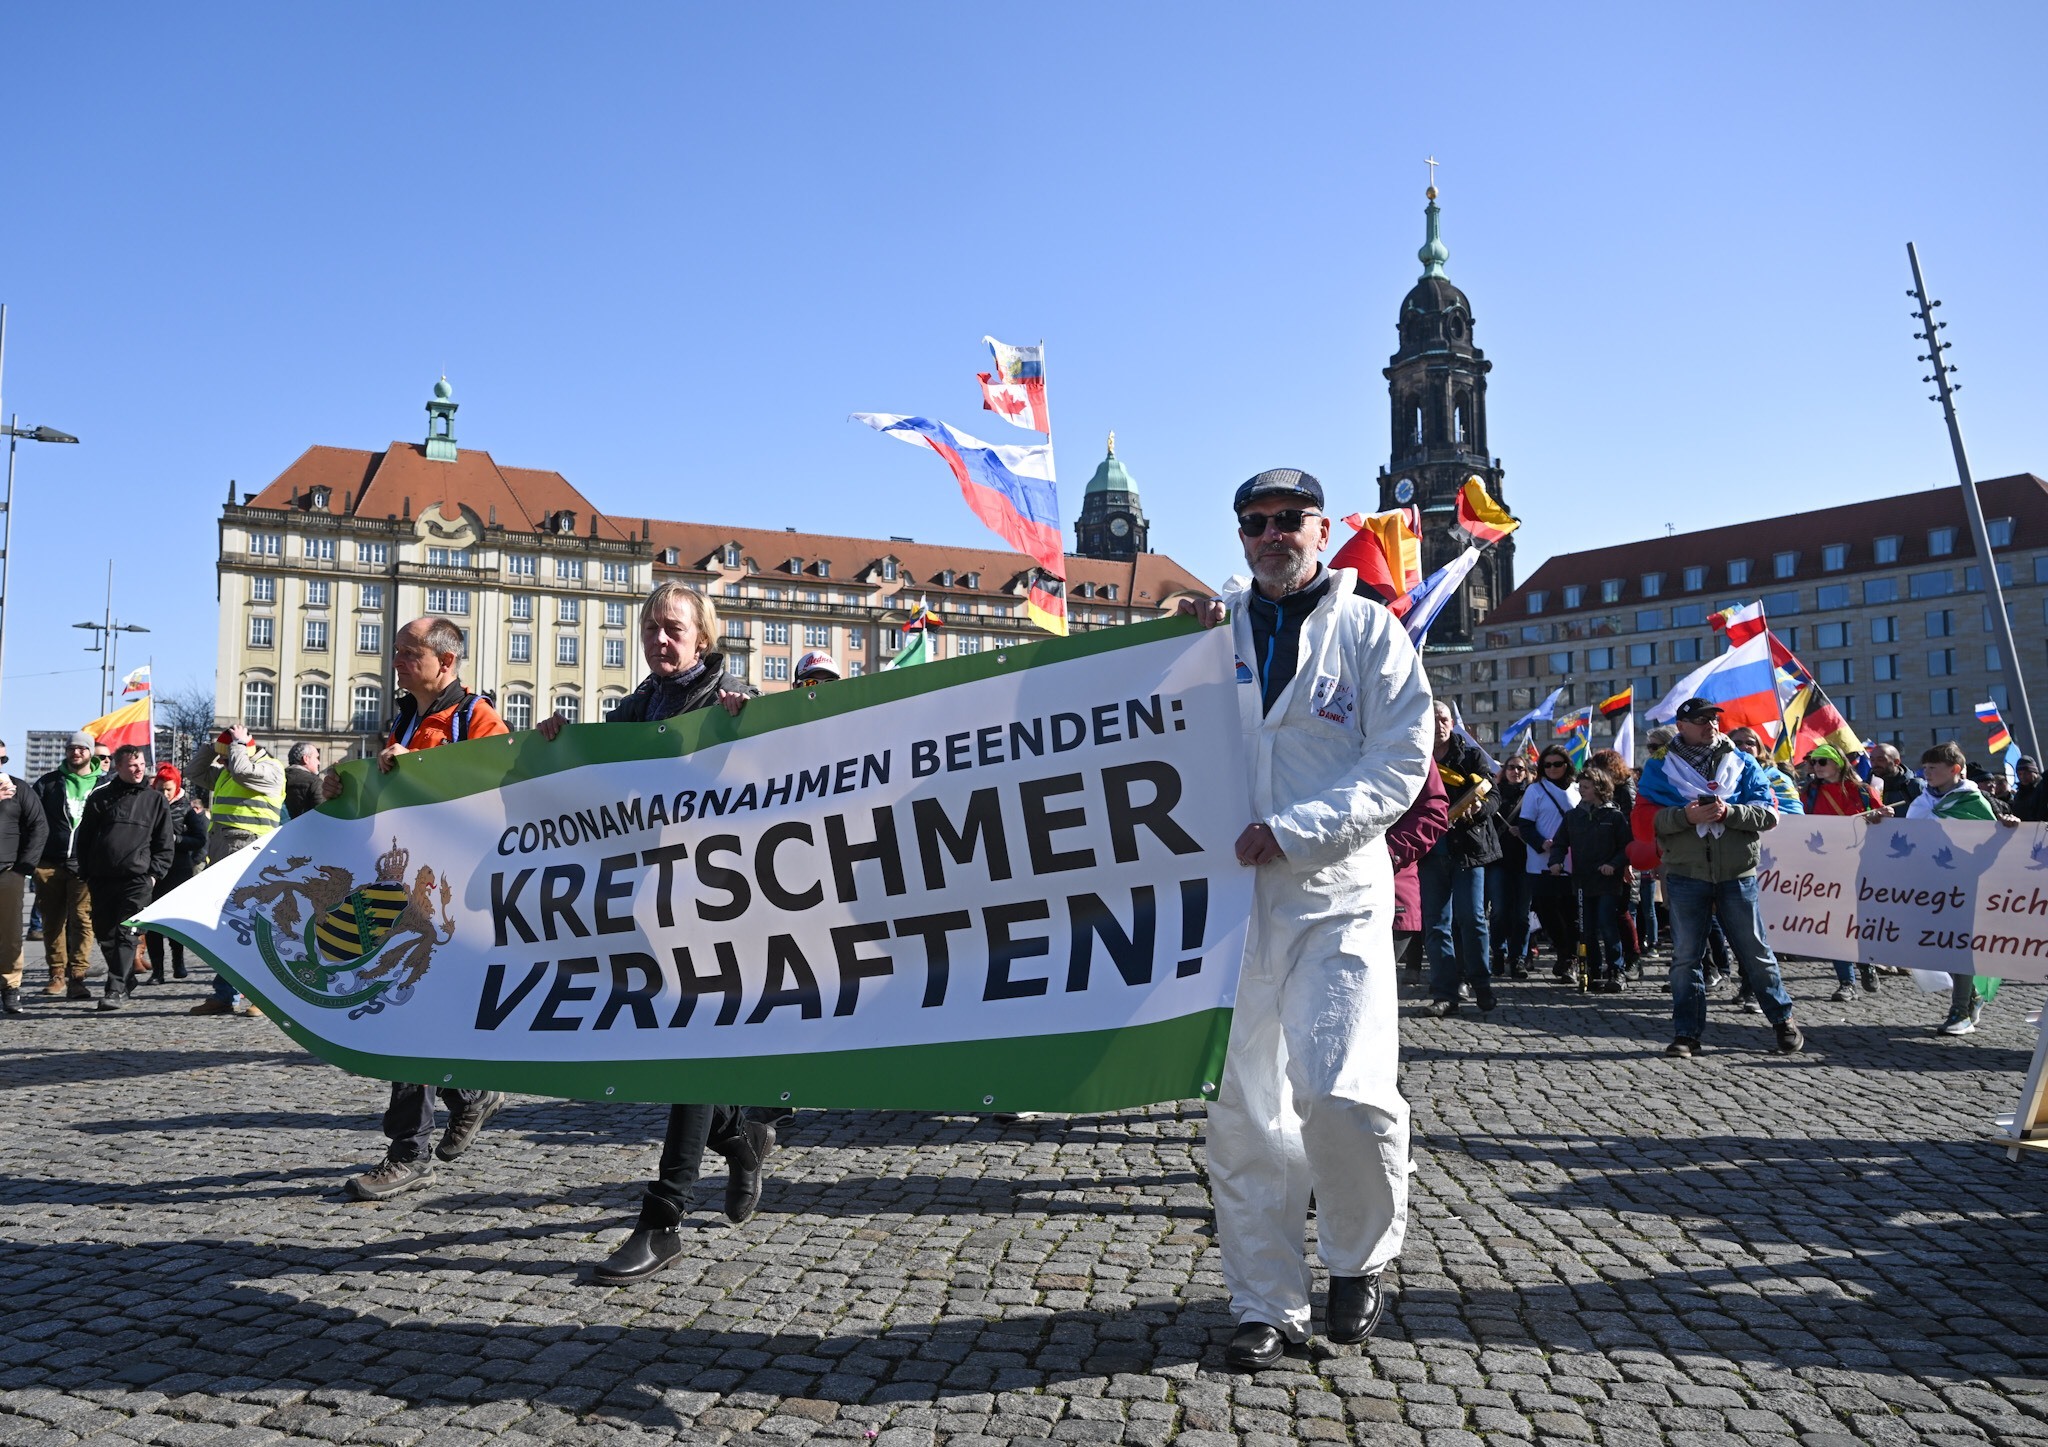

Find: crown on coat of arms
375;837;410;883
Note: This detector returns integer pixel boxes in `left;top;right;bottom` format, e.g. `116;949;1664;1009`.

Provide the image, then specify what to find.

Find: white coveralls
1206;566;1434;1339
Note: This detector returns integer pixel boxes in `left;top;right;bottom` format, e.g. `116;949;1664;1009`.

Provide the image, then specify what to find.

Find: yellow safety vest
212;754;285;837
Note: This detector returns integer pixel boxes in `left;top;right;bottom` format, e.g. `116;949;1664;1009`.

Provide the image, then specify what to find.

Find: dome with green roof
1085;431;1138;497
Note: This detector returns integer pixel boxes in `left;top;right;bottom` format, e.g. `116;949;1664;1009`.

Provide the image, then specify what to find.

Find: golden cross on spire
1424;155;1441;200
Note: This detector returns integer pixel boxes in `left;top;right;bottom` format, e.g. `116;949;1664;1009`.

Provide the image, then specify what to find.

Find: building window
1835;696;1857;722
511;594;533;622
1548;652;1572;675
1989;517;2015;548
603;638;626;668
1928;527;1956;557
1727;559;1750;586
508;553;537;577
553;694;580;725
1874;655;1900;681
248;532;281;556
1817;659;1853;686
1682;565;1706;591
1562;585;1585;609
848;661;864;678
605;601;626;627
357;542;388;565
881;559;898;581
304;537;335;561
1816;583;1851;611
1779;626;1800;653
243;680;275;728
1864;578;1899;605
1929;688;1959;715
306;579;330;607
1671;603;1707;628
502;693;533;731
725;619;749;639
251;576;276;604
1760;590;1800;617
1926;609;1954;637
298;684;329;732
303;619;328;652
357;622;381;654
359;583;384;609
848;627;865;650
764;622;791;646
601;694;623;719
1640;572;1663;598
425;587;470;615
1671;638;1702;664
1634;609;1665;631
1875;535;1901;565
602;562;631;584
556;558;584;582
803;624;831;648
1526;591;1546;615
1822;544;1848;572
557;634;579;665
1628;642;1656;668
1816;621;1851;649
426;547;469;568
1990;684;2010;711
1963;562;2015;592
1600;579;1623;604
1875;693;1903;719
764;588;783;603
958;635;983;655
1769;552;1795;579
1986;643;2003;672
509;633;532;664
885;628;904;651
726;653;749;681
1587;646;1615;670
558;597;581;625
723;543;742;567
1927;648;1955;676
1871;616;1899;643
248;616;274;649
763;656;790;681
350;685;382;732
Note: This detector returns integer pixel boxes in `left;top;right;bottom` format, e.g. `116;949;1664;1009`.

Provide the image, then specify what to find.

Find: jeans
1579;891;1624;978
1420;849;1491;1003
1634;879;1660;953
1666;874;1794;1039
1488;862;1531;966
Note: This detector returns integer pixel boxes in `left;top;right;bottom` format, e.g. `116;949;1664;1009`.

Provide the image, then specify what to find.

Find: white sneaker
1938;1010;1978;1036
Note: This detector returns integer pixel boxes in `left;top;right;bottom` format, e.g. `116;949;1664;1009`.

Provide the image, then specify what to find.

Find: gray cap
68;730;94;749
1233;468;1325;514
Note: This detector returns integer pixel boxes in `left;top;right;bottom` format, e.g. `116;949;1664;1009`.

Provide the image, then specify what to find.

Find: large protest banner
1757;815;2048;983
140;620;1255;1113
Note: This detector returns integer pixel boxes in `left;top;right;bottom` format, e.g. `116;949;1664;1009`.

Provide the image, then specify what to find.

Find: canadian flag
977;373;1050;434
1711;599;1767;646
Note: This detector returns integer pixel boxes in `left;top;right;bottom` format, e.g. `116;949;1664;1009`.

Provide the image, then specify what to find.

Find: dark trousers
1488;863;1531;966
1530;872;1580;967
652;1103;749;1205
383;1082;488;1164
143;860;195;977
1578;891;1625;979
86;875;153;997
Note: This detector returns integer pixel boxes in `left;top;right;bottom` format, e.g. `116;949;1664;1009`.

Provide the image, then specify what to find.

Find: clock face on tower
1393;477;1415;504
1109;516;1130;537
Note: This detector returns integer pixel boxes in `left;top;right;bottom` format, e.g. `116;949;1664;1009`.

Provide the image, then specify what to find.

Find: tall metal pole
100;561;113;713
1905;242;2036;760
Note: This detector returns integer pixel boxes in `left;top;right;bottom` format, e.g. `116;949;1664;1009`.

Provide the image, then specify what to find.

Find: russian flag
852;414;1065;581
1647;632;1783;739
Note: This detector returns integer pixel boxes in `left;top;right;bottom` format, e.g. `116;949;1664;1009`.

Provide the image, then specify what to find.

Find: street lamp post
0;302;83;723
72;563;149;714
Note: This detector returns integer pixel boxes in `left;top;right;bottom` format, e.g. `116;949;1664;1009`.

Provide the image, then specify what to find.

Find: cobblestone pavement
3;942;2045;1446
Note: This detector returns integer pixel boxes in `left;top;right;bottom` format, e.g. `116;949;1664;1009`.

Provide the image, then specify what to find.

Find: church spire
1418;184;1449;280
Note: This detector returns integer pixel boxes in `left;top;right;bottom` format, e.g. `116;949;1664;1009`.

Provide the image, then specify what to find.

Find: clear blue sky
2;5;2043;749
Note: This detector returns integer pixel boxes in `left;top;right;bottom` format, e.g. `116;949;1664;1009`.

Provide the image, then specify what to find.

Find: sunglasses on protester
1236;508;1320;537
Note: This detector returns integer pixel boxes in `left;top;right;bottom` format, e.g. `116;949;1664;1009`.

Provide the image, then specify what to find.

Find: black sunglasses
1542;760;1571;770
1237;508;1319;537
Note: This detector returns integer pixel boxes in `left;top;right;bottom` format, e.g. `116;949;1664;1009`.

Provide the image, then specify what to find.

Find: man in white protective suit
1180;467;1433;1371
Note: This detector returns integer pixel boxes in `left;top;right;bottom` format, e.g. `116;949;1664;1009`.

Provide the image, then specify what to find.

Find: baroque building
1074;432;1150;560
214;382;1213;758
1376;183;1513;649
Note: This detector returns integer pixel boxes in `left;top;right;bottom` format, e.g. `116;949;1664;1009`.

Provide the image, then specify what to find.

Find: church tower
1376;179;1512;647
1074;431;1151;560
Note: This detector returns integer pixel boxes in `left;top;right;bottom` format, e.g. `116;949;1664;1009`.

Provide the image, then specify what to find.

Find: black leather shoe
1224;1321;1287;1371
713;1119;775;1224
594;1191;684;1283
1326;1272;1386;1345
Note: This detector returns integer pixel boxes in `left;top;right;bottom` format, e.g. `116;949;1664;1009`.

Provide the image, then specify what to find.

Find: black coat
285;766;325;820
1429;742;1502;868
74;777;174;882
1547;801;1634;895
166;791;208;866
34;765;98;867
0;776;50;875
608;653;756;723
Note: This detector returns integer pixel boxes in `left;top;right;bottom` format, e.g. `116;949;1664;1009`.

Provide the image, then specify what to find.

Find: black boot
594;1191;684;1283
712;1119;775;1224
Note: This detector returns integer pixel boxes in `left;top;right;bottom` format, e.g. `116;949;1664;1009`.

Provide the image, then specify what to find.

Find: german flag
1455;478;1519;545
1598;686;1633;718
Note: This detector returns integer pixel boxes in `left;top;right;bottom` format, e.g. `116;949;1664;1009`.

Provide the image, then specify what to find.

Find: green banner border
148;923;1229;1112
325;613;1206;817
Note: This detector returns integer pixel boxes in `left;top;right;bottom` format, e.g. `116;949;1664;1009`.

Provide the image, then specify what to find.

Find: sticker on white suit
1308;672;1356;728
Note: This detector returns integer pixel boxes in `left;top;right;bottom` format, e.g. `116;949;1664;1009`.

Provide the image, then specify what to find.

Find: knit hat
68;730;94;749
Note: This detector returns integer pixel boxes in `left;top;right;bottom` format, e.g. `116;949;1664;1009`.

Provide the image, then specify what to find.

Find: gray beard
1252;555;1317;596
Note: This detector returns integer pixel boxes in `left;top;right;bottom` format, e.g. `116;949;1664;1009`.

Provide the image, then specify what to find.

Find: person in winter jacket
1422;703;1503;1014
1546;770;1633;991
1637;699;1805;1059
139;764;208;985
1798;744;1889;1003
71;745;174;1011
0;750;51;1017
1905;742;2012;1036
1389;761;1451;984
1519;745;1581;979
1181;468;1433;1370
1488;757;1533;978
32;732;102;998
191;726;287;1016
